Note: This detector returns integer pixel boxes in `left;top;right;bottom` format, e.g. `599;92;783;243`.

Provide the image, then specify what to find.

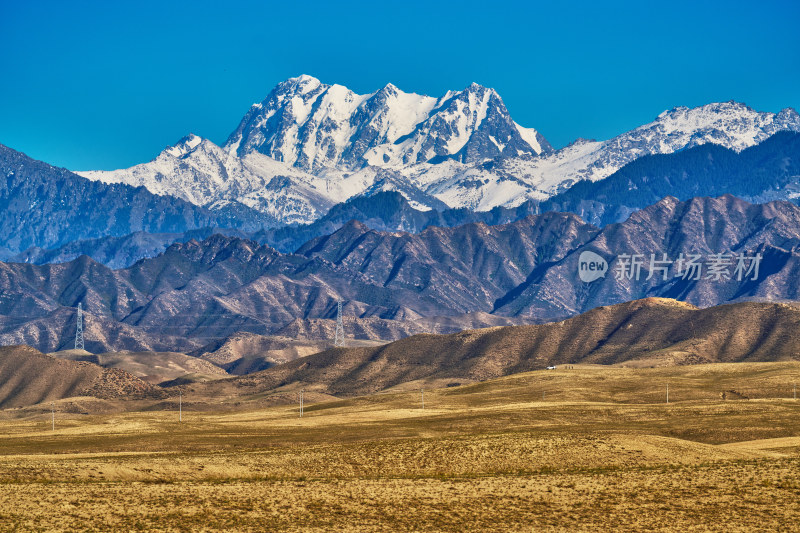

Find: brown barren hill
51;349;228;384
217;298;800;397
0;345;164;408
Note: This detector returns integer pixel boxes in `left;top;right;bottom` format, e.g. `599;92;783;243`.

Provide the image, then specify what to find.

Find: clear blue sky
1;0;798;170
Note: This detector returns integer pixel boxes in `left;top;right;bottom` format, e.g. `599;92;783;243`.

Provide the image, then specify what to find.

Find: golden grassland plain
1;363;800;531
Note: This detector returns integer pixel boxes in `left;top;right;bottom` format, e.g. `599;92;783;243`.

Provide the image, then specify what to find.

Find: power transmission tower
334;301;345;347
75;303;84;351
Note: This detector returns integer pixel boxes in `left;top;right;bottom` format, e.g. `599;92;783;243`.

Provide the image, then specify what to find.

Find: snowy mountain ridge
223;75;551;171
79;76;800;224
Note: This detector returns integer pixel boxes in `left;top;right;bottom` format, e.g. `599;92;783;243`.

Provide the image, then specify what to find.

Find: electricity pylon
334;301;345;347
75;303;84;351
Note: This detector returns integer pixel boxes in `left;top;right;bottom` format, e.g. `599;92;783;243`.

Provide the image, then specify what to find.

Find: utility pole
75;303;84;351
299;389;304;418
51;401;54;431
179;390;182;423
666;384;669;404
421;388;424;410
334;301;345;348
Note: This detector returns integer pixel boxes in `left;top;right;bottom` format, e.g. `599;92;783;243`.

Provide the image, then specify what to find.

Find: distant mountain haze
10;192;544;268
0;143;274;254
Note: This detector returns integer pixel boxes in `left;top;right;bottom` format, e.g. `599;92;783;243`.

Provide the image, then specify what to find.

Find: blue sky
1;0;798;170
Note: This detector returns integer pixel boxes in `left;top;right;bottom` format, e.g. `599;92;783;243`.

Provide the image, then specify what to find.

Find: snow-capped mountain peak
647;100;799;152
78;75;800;226
361;81;552;168
164;133;204;158
466;100;800;199
223;77;551;172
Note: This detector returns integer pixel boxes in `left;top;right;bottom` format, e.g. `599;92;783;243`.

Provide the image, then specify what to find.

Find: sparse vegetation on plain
1;362;799;530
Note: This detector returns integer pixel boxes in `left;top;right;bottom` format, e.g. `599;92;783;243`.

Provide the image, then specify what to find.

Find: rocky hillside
497;194;800;320
2;195;800;354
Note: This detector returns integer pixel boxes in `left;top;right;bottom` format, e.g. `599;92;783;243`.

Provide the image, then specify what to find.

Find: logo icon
578;251;608;283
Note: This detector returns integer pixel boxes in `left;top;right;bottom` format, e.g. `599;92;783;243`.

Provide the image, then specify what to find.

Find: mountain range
0;142;274;257
7;129;800;270
78;76;800;224
2;75;800;370
3;75;800;266
0;209;591;353
2;193;800;354
543;130;800;225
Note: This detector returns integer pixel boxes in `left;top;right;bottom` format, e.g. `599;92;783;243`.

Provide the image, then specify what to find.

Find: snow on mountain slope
377;101;800;209
225;76;549;171
82;134;254;206
80;135;335;224
79;134;446;224
402;101;800;206
505;101;800;194
224;76;434;171
514;122;550;156
78;76;800;224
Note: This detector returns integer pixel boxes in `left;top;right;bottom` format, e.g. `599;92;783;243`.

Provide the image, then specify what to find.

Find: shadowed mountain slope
2;195;800;354
10;192;543;267
541;130;800;226
0;212;595;352
496;194;800;320
0;144;275;254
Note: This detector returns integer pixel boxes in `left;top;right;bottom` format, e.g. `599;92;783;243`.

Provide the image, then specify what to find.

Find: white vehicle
546;365;557;370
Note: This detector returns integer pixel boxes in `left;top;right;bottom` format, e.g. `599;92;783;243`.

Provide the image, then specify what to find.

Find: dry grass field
1;362;800;531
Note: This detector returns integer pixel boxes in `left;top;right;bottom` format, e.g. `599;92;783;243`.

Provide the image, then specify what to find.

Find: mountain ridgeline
0;143;274;256
2;194;800;354
543;130;800;225
3;94;800;264
224;76;552;170
78;76;800;223
10;129;800;269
